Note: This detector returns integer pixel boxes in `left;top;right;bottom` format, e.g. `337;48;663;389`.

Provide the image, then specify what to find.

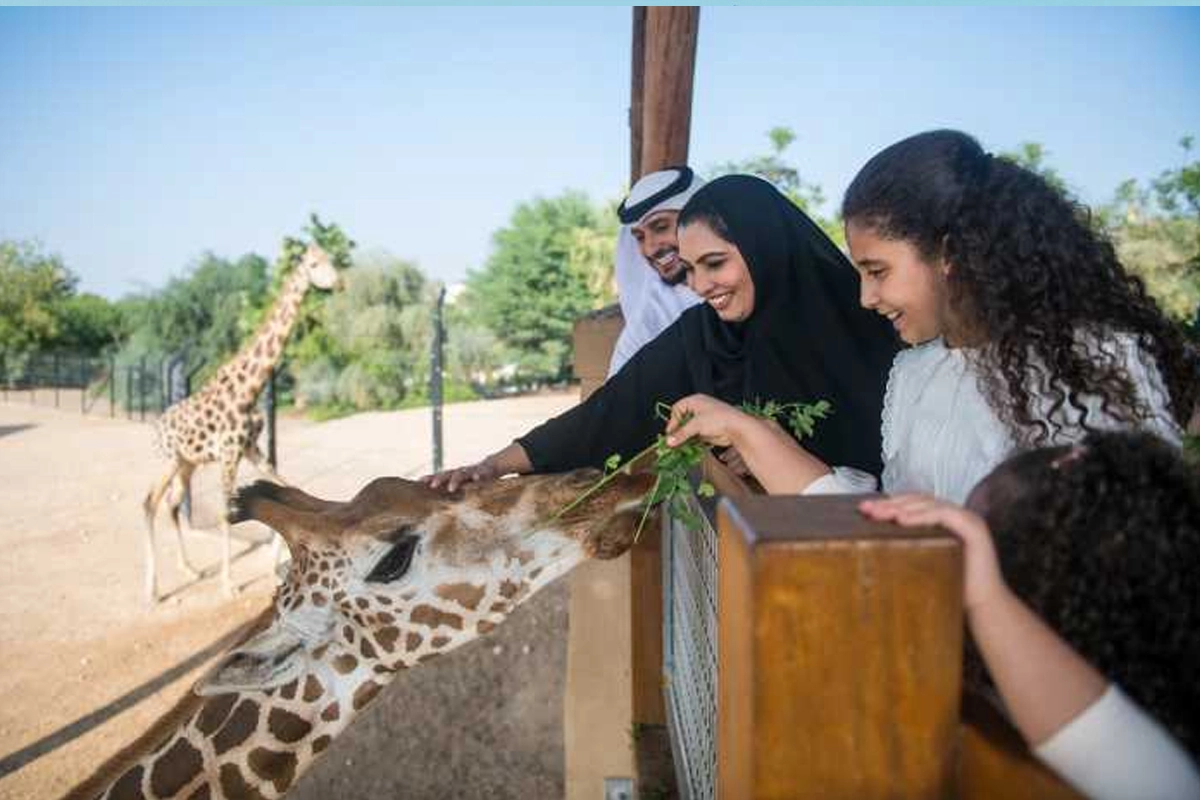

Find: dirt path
0;392;577;799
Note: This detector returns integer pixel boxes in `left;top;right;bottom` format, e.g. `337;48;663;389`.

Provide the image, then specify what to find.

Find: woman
426;175;899;490
666;131;1192;502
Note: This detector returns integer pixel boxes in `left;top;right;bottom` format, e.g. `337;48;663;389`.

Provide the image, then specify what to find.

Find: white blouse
807;331;1182;503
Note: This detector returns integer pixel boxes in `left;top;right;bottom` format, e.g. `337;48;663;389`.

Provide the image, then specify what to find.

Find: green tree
0;240;77;353
291;250;429;412
467;192;603;382
1000;141;1069;193
1102;137;1200;324
710;126;843;246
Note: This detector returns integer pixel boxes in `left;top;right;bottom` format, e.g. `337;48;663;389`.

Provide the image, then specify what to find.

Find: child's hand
859;494;1007;612
665;394;751;449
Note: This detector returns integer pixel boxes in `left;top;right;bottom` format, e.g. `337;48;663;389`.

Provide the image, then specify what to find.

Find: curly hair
967;430;1200;755
842;130;1197;445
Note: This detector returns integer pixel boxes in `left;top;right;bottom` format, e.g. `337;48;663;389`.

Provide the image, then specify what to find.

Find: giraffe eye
366;535;419;583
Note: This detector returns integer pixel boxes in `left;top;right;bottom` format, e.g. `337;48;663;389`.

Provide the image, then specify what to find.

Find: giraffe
143;243;341;603
64;467;655;800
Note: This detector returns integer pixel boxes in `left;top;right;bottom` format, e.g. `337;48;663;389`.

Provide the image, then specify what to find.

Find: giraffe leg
219;455;240;597
143;462;182;605
167;461;202;579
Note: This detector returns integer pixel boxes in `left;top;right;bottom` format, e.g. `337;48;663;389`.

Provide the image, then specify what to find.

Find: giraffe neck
216;268;311;408
70;535;582;799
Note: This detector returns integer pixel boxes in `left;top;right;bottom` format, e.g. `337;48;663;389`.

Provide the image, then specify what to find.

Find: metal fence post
109;355;116;418
53;353;60;408
138;356;147;421
430;286;446;473
265;367;277;470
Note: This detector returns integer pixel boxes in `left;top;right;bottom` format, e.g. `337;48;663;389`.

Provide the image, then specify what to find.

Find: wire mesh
662;490;719;800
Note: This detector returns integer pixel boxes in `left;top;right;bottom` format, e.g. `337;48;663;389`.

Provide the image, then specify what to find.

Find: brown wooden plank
959;692;1083;800
629;7;646;183
719;495;964;799
640;7;699;174
631;520;666;725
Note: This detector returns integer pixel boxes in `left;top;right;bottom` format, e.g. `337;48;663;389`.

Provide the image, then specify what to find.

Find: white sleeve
802;466;878;495
1034;684;1200;800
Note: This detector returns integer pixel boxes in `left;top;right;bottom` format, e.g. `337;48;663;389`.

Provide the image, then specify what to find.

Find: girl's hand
666;394;751;449
859;494;1007;611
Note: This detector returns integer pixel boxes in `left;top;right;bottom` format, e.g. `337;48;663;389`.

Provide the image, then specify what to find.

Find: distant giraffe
65;468;654;799
143;244;341;603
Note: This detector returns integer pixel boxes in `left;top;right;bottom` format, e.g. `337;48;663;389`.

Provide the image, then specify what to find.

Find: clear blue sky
2;7;1198;300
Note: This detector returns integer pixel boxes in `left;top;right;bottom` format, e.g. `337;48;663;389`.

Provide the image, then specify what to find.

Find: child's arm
860;495;1200;800
666;394;832;493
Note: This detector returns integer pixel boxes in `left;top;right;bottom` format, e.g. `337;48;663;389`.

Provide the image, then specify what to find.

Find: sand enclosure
0;391;580;799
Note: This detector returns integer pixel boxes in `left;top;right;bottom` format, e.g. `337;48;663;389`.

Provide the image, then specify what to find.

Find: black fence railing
0;350;204;421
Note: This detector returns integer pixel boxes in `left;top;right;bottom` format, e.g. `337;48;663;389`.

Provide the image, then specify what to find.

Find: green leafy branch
551;397;833;542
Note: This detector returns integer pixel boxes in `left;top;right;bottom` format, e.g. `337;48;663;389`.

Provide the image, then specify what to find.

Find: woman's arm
666;394;832;493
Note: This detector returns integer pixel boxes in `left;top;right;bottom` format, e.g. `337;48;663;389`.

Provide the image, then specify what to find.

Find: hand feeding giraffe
66;467;654;800
143;244;341;603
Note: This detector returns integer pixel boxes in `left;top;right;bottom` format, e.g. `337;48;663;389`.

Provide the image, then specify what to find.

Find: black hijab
677;175;900;475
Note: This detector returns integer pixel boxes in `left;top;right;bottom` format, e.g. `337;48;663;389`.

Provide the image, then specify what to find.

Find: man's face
631;209;686;286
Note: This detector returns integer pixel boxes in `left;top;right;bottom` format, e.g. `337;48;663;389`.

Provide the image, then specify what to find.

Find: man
607;166;705;376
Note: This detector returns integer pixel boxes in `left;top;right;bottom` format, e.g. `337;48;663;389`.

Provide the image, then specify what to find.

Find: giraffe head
198;469;654;696
298;243;340;291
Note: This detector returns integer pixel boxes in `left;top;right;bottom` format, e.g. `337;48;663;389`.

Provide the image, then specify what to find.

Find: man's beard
652;248;688;286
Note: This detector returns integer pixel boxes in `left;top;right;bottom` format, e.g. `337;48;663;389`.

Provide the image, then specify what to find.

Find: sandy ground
0;391;579;800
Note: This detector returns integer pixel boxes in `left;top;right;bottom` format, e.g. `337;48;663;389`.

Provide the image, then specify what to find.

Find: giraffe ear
195;624;306;696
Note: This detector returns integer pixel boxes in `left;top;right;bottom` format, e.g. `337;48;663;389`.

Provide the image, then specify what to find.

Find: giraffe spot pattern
332;653;358;674
302;675;324;703
430;636;451;648
360;638;377;659
409;605;465;631
404;632;422;652
186;784;211;800
278;679;299;701
267;707;312;744
376;626;400;652
311;735;332;755
196;694;238;736
149;738;204;797
352;680;383;710
219;764;268;800
435;582;486;611
499;580;521;599
477;621;497;635
248;747;297;794
107;764;144;800
320;702;340;722
213;699;259;755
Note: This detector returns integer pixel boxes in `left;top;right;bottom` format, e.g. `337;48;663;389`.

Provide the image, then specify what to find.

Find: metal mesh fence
662;489;720;800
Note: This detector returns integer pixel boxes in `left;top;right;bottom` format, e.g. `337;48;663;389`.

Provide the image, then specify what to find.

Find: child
860;430;1200;799
666;130;1193;502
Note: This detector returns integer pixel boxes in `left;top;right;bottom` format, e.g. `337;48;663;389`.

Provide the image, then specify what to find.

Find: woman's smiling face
679;219;756;323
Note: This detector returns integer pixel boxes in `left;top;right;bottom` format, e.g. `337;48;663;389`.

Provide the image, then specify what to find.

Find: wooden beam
639;6;699;175
629;7;646;183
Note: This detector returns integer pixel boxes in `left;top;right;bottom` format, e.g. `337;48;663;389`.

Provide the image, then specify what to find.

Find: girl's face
679;220;756;323
846;219;952;345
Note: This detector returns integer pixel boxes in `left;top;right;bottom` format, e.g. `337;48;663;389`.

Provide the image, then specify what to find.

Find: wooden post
639;7;699;175
718;495;964;799
629;7;646;183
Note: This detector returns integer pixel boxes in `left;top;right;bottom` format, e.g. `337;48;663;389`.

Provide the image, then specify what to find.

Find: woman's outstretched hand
859;494;1007;611
421;458;502;493
665;394;752;450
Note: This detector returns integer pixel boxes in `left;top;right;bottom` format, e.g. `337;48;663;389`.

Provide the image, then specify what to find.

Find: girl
861;431;1200;799
667;130;1193;502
